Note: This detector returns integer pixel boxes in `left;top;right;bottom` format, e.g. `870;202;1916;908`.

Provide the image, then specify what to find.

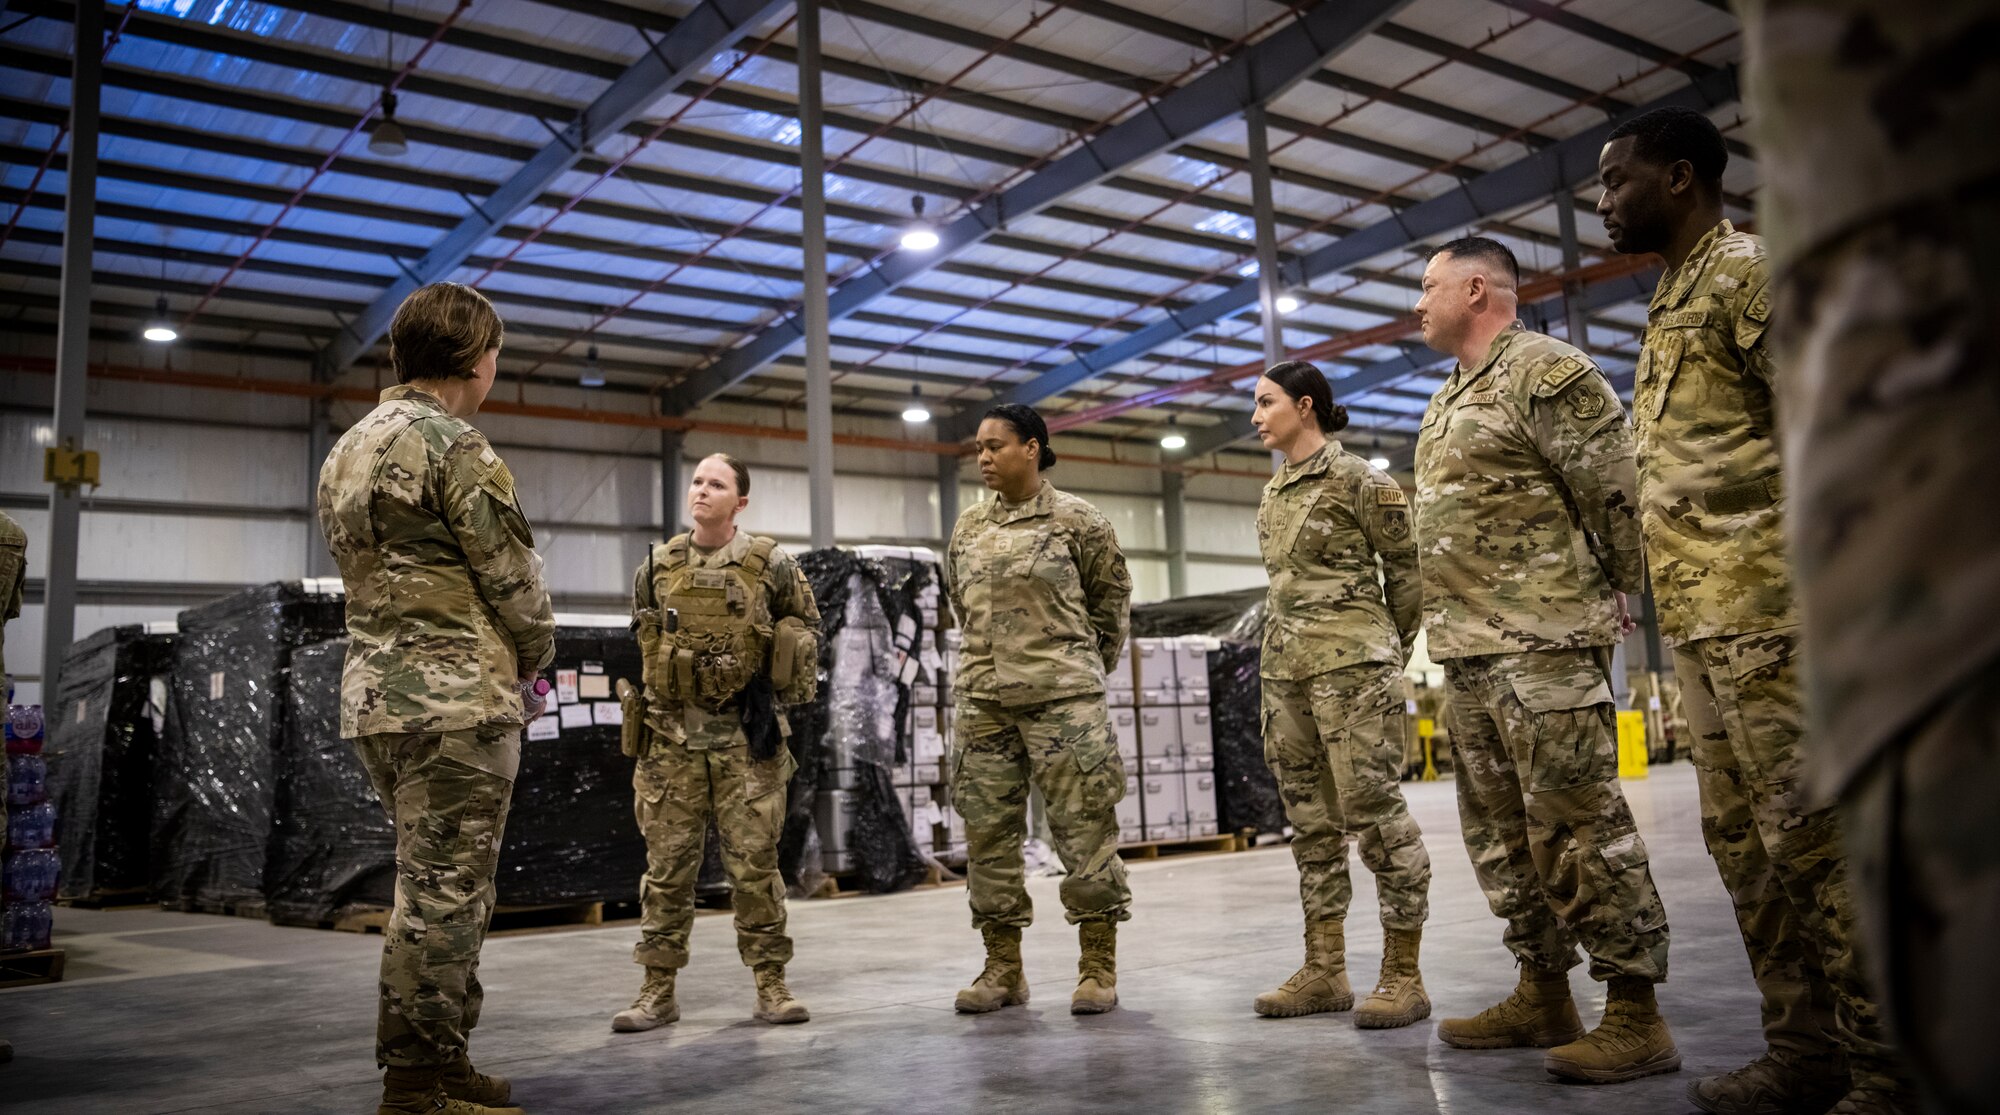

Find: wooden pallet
160;896;269;921
56;888;153;910
812;861;962;900
0;947;66;989
1116;830;1249;860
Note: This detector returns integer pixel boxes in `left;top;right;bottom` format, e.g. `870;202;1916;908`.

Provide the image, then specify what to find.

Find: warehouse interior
0;0;1862;1111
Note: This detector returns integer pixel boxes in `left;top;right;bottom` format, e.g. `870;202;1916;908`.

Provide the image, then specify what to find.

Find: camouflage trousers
632;725;795;970
353;724;519;1070
1262;663;1431;932
1842;653;2000;1111
1443;648;1670;982
1675;627;1896;1083
953;693;1131;930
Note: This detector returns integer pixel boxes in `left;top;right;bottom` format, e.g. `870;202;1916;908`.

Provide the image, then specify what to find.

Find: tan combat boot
1543;976;1682;1084
752;962;810;1024
379;1065;525;1115
1354;927;1431;1029
610;966;679;1032
1071;922;1118;1015
1436;966;1584;1049
1254;919;1353;1018
440;1055;512;1107
1687;1049;1849;1115
955;926;1030;1013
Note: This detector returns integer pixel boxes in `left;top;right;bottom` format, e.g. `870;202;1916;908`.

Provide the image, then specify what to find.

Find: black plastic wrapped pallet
265;638;395;924
153;581;346;909
46;625;176;901
1206;642;1284;835
493;629;652;906
781;548;930;896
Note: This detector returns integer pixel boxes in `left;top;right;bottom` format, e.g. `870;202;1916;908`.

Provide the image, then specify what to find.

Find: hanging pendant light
368;89;409;157
143;295;177;343
1274;293;1300;314
900;195;939;252
1159;415;1186;451
579;342;605;387
901;383;930;424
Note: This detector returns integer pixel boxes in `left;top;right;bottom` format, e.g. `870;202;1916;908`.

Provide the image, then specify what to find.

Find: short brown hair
389;282;504;383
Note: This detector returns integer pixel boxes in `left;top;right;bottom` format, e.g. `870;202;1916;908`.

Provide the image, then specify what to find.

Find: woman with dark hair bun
1247;361;1435;1031
943;403;1135;1016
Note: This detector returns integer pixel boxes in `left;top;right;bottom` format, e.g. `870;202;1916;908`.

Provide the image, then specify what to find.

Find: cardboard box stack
1121;636;1219;844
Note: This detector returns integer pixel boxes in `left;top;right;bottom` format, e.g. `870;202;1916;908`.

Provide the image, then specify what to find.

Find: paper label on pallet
74;698;87;725
527;716;561;741
593;701;623;726
555;669;579;704
581;661;604;674
209;671;226;700
560;704;593;730
578;674;611;700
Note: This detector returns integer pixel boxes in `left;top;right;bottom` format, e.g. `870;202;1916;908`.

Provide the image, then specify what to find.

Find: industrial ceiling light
368;89;409;157
1159;416;1186;452
579;342;605;387
1368;455;1391;469
1274;293;1300;314
142;296;177;343
901;384;930;424
900;195;939;252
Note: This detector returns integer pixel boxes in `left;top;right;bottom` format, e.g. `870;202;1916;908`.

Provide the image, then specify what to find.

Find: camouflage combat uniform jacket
1635;220;1794;645
945;480;1132;707
1414;324;1646;659
1257;443;1419;679
0;510;23;682
318;385;556;737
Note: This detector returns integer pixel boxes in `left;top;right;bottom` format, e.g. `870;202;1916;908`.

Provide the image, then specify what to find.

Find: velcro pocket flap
1509;665;1613;712
1600;829;1650;873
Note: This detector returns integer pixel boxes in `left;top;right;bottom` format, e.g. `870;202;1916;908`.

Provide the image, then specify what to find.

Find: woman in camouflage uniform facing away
1249;361;1434;1030
945;404;1135;1016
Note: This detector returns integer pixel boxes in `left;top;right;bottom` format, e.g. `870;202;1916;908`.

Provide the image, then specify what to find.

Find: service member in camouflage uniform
318;282;552;1115
1598;106;1909;1115
612;452;821;1033
1247;360;1433;1030
0;510;23;692
1411;238;1679;1085
0;509;22;1066
945;403;1133;1016
1739;4;2000;1109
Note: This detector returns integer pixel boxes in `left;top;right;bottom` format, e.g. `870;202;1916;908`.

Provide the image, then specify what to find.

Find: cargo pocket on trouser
1510;664;1617;794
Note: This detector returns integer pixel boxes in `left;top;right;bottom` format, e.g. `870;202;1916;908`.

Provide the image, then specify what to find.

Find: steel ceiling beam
660;0;1419;414
955;67;1735;437
320;0;790;373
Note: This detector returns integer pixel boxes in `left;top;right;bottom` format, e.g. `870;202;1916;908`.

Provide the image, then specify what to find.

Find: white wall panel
1185;560;1271;597
0;412;304;508
1184;500;1260;558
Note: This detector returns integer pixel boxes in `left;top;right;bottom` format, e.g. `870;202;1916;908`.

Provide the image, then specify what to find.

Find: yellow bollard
1617;710;1649;779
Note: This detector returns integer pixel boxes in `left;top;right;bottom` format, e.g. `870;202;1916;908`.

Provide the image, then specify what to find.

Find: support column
40;0;101;699
1162;469;1188;599
936;452;960;545
1246;106;1285;472
1246;105;1284;365
1555;189;1588;350
798;0;835;551
659;428;685;538
305;392;334;577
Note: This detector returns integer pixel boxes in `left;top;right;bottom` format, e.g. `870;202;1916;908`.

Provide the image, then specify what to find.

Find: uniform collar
379;384;449;412
988;479;1056;524
1271;441;1339;490
690;528;753;566
1438;322;1523;403
1651;219;1735;312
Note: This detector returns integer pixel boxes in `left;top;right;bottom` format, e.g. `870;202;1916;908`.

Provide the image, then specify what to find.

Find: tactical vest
647;534;777;712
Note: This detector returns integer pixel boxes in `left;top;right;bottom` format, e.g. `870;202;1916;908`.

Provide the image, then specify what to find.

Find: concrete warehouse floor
2;763;1768;1115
